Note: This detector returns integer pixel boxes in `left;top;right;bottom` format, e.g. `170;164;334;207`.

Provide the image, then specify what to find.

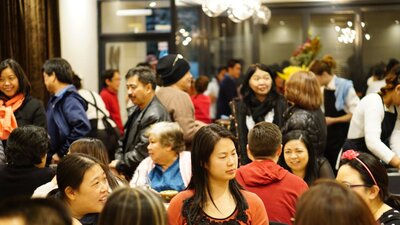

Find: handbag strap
88;90;99;119
86;91;109;118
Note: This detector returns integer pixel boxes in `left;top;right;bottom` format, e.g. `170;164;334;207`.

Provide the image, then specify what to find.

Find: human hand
109;159;119;168
51;154;61;164
325;116;336;126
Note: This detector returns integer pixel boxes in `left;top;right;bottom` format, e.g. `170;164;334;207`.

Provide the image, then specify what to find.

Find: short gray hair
146;122;185;153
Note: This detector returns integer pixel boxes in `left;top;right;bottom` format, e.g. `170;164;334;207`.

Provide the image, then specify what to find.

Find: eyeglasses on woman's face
341;182;371;189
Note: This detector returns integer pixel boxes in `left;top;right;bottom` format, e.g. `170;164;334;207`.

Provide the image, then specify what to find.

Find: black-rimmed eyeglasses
343;183;371;189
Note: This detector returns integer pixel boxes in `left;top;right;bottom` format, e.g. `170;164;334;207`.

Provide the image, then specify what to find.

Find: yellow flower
277;65;308;81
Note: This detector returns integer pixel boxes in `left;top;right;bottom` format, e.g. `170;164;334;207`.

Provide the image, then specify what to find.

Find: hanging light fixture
335;21;371;44
253;6;271;25
229;0;258;21
201;0;230;17
202;0;271;24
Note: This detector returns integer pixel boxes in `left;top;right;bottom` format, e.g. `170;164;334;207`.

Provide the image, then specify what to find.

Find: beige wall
105;42;147;123
59;0;99;92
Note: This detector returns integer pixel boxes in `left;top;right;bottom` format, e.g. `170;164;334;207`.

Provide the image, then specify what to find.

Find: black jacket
0;96;47;160
0;96;47;163
15;95;47;129
282;105;327;157
231;95;287;165
115;96;170;177
0;165;55;201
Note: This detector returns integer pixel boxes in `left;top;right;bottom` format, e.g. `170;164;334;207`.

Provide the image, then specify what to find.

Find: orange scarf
0;93;25;140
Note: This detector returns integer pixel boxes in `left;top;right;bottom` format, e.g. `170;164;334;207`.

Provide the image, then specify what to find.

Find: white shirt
245;110;274;131
347;93;400;163
204;77;219;119
321;75;360;114
78;89;116;129
366;76;386;95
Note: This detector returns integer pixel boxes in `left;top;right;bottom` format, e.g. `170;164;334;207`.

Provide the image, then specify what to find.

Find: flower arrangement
277;65;307;81
290;36;321;67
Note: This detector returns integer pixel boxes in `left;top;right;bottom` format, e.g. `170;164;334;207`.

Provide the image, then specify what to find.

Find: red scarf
0;93;25;140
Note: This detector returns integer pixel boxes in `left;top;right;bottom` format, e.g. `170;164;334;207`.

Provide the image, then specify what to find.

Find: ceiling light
149;2;157;8
253;5;271;25
202;0;270;24
337;26;356;44
116;9;152;16
347;21;352;27
201;0;229;17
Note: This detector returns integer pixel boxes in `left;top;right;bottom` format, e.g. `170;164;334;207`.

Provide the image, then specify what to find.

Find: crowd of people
0;53;399;225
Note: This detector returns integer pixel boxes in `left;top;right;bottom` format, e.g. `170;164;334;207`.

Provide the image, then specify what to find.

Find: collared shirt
49;85;74;108
148;158;185;192
55;84;73;97
321;75;359;114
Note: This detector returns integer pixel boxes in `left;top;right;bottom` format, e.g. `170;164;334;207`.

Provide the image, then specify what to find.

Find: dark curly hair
380;64;400;96
5;125;50;166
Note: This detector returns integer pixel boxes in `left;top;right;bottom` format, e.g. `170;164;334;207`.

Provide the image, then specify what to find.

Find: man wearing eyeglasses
156;54;205;148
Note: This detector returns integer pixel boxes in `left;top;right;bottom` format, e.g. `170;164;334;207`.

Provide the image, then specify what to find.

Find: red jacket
236;160;308;225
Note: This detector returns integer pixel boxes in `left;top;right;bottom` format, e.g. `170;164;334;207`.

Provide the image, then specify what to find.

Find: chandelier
335;21;371;44
201;0;271;25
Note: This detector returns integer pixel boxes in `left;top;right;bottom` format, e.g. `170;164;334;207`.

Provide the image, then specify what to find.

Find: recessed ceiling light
149;2;157;8
116;9;152;16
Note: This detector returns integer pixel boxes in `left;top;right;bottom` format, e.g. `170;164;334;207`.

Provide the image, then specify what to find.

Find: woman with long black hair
168;124;268;225
231;63;287;165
